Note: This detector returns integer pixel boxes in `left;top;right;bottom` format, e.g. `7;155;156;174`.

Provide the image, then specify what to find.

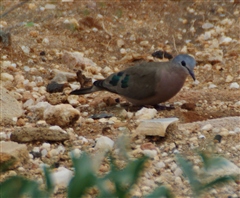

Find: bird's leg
153;104;175;111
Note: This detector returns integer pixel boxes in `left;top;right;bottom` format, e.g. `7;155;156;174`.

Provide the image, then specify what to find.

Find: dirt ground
0;0;240;197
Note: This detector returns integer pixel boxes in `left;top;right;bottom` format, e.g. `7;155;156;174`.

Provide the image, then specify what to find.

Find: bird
70;54;196;106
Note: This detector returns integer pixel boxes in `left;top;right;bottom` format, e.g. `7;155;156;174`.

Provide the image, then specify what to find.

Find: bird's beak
188;70;196;81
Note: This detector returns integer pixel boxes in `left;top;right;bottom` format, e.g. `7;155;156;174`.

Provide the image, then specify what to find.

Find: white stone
1;60;11;68
219;36;232;45
200;124;213;131
0;132;7;140
21;46;30;54
202;22;214;29
42;38;49;44
49;125;66;133
101;66;112;75
155;161;166;169
234;127;240;133
72;148;82;158
1;73;14;82
43;104;80;127
67;95;79;106
209;83;217;89
226;75;233;83
28;102;52;119
174;167;183;176
142;149;157;158
33;147;40;153
23;99;35;109
95;136;114;152
140;40;149;47
135;107;157;120
45;4;56;9
49;149;58;157
234;101;240;107
42;142;51;151
41;149;48;157
117;39;125;48
56;145;65;154
120;48;126;54
50;167;73;187
229;82;239;89
135;118;178;136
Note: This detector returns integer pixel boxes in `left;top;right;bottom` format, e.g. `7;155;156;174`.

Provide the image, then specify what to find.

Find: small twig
102;21;113;37
0;0;30;18
172;35;178;54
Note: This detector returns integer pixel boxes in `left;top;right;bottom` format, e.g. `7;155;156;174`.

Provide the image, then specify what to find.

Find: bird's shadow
120;103;175;112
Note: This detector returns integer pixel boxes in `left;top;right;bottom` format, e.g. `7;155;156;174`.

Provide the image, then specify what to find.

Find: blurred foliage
0;150;237;198
176;151;237;197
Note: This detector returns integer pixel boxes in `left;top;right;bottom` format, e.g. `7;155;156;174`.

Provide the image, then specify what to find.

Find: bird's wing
98;62;165;100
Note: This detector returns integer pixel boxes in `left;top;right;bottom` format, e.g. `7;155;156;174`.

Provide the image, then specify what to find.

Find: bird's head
172;54;196;81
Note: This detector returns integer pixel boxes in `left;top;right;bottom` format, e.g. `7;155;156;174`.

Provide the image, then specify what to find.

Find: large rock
0;86;23;125
43;104;80;127
10;126;69;142
0;141;29;169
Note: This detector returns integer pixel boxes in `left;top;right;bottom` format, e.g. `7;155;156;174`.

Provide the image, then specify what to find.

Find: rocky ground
0;1;240;197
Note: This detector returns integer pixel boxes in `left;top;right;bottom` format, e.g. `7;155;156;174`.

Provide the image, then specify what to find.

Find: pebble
9;170;17;176
155;161;166;169
142;149;157;158
0;132;7;140
135;107;157;120
226;75;233;83
140;40;149;47
202;22;214;29
1;73;14;82
45;4;56;9
2;60;11;68
174;167;183;176
72;148;82;158
33;147;40;153
95;136;114;152
209;83;217;89
56;145;65;154
234;127;240;133
200;124;213;131
41;149;48;157
21;46;30;54
117;39;125;48
229;82;239;89
50;167;73;188
18;167;25;172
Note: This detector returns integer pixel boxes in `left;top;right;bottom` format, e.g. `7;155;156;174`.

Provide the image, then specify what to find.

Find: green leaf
199;175;237;192
0;176;47;198
26;22;34;27
0;157;16;173
146;186;174;198
175;154;200;191
67;152;97;198
42;165;54;194
105;156;148;197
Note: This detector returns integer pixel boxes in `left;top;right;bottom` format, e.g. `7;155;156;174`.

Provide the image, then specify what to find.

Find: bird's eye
181;61;186;66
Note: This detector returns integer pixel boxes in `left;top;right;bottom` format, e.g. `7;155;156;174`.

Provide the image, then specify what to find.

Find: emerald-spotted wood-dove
70;54;196;106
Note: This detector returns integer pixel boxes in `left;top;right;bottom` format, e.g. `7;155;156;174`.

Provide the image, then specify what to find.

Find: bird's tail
70;80;105;95
70;86;95;95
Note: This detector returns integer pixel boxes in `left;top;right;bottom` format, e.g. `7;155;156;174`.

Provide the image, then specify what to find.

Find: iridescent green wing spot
121;74;129;88
109;72;124;86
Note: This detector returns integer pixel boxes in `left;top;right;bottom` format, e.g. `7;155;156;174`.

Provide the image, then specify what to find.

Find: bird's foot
153;104;175;111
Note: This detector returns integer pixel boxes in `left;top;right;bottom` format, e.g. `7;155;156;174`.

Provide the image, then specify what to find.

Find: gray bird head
172;54;196;81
